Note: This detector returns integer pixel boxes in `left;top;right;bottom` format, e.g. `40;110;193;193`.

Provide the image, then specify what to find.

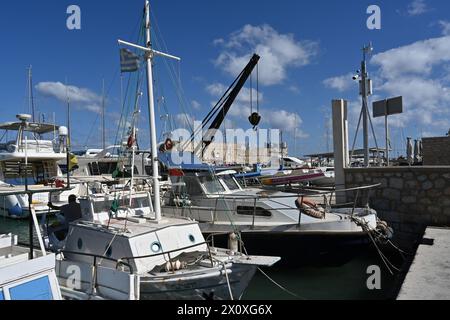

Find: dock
397;227;450;300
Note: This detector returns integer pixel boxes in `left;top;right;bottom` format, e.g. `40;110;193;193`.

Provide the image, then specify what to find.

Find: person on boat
47;195;82;239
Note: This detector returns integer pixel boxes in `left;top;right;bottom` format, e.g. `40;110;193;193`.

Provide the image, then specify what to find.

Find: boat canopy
0;122;59;134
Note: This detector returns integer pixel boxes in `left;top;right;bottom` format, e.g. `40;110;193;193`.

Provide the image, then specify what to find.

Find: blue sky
1;0;449;157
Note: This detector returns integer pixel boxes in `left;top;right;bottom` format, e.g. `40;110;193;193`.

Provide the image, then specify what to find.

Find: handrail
59;249;135;274
60;240;212;275
196;184;381;200
120;241;209;262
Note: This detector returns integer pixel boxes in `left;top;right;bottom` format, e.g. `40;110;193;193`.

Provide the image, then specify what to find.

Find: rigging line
112;72;134;153
186;69;245;148
256;63;260;112
239;244;305;300
150;15;197;136
84;114;100;148
152;31;192;130
250;72;253;114
350;105;364;162
114;48;144;153
365;98;381;162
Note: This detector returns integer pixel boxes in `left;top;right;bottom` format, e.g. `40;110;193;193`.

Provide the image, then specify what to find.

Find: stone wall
344;166;450;249
422;136;450;166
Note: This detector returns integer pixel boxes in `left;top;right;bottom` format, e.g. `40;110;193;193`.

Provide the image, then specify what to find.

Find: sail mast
102;78;106;150
144;0;161;222
118;0;180;222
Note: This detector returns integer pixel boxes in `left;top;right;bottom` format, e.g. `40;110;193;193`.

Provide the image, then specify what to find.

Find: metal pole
28;193;33;259
24;136;34;259
361;59;369;167
28;66;36;123
385;113;389;166
144;0;161;222
102;79;106;150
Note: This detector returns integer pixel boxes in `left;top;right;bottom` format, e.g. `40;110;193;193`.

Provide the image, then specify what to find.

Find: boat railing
169;184;381;228
59;240;215;290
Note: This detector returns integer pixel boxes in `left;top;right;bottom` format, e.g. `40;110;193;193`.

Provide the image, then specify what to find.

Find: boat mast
102;79;106;150
144;0;161;222
118;1;180;222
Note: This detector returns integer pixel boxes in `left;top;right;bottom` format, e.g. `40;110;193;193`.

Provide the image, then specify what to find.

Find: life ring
295;197;325;219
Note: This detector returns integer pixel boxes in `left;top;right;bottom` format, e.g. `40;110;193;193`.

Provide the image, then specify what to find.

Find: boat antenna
28;66;36;123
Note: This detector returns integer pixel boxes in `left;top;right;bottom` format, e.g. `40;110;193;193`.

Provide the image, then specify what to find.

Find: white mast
118;0;180;222
144;0;162;221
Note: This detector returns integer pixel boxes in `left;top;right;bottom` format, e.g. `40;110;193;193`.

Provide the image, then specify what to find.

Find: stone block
405;180;419;189
427;206;442;216
390;177;404;189
382;188;401;201
418;175;427;182
422;181;433;191
402;196;417;204
434;179;447;189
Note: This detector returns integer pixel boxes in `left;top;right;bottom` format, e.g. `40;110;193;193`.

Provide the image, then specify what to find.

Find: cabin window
77;238;83;250
92;196;150;214
199;175;225;194
0;289;4;300
8;276;53;300
221;175;241;191
237;206;272;217
181;176;203;196
188;234;196;243
88;162;118;175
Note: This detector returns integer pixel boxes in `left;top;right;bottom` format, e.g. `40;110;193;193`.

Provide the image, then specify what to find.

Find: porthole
188;234;196;243
151;242;162;253
77;238;83;250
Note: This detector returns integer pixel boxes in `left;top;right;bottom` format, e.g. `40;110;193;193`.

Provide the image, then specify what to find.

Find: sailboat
41;0;279;300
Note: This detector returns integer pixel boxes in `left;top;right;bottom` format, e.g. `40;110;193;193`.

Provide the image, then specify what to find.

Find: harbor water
1;217;400;300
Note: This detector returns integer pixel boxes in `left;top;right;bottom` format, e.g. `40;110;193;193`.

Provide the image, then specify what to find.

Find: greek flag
120;48;140;73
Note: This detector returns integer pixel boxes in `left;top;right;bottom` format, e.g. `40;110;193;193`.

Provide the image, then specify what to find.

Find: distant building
179;142;287;165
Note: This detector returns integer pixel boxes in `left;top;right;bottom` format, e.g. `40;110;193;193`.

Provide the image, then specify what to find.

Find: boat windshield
1;161;57;186
92;196;150;214
198;175;225;194
221;175;241;191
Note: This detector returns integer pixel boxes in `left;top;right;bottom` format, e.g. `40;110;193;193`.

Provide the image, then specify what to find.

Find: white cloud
35;81;103;114
288;85;301;94
206;83;263;112
205;82;307;137
213;24;318;86
360;36;450;136
407;0;429;16
264;109;308;138
323;73;356;92
191;100;201;110
438;20;450;36
174;113;195;129
371;36;450;79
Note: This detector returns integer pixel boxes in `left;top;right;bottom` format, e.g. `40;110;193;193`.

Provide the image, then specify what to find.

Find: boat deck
74;216;199;238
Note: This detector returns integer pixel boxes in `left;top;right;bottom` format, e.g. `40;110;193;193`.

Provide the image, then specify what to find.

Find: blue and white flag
120;48;140;73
